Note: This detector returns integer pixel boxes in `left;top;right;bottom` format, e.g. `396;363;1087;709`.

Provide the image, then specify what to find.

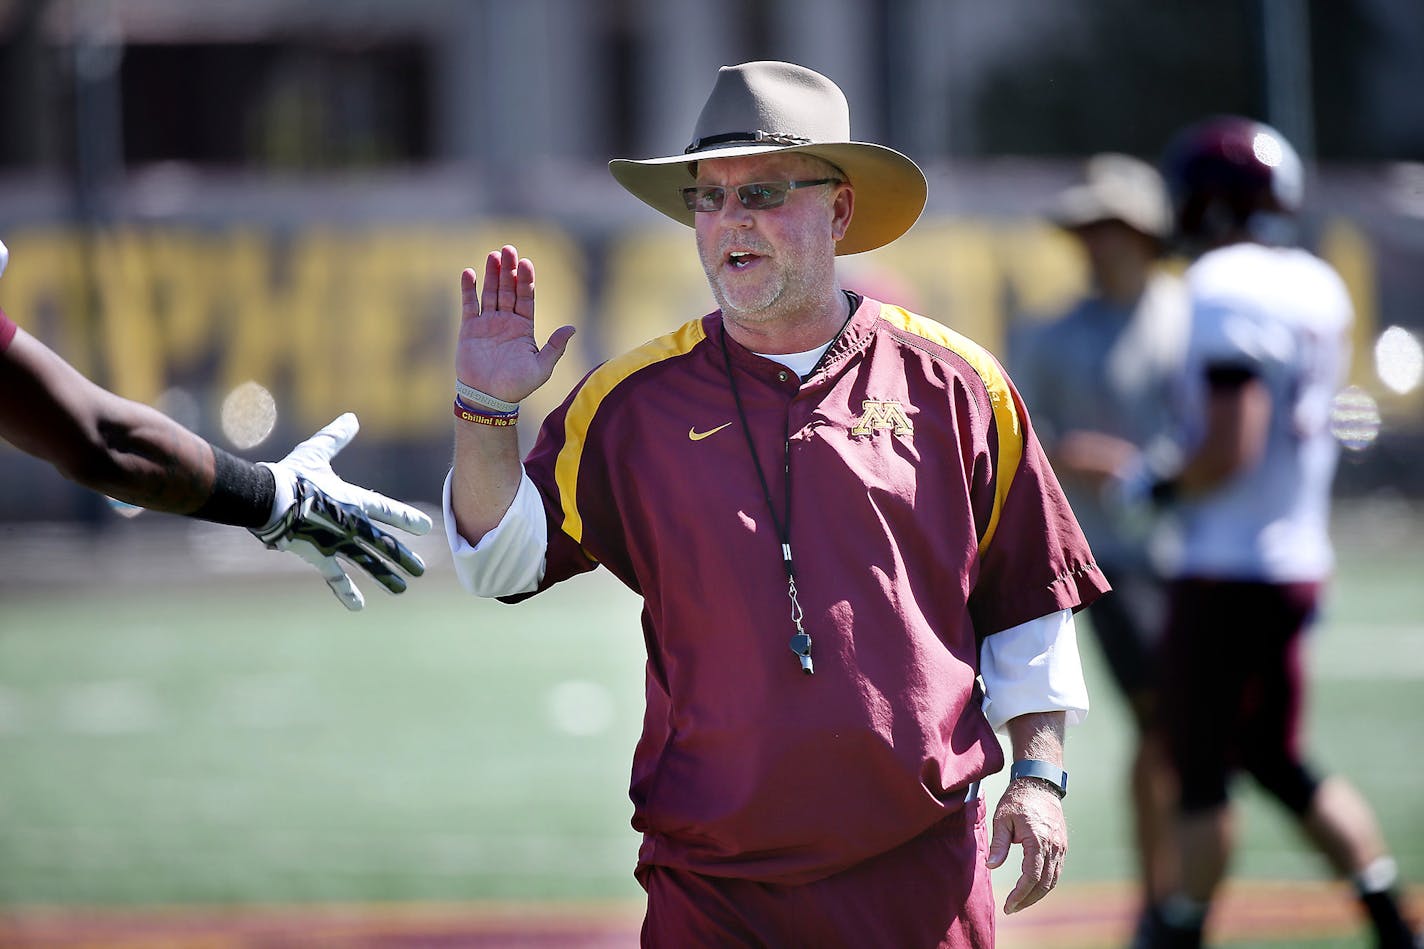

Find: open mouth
726;251;761;270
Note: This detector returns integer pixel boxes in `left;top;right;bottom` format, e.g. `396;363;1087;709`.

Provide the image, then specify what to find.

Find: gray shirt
1011;272;1189;565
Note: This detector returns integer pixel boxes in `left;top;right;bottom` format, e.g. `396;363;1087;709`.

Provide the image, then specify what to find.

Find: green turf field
0;504;1421;946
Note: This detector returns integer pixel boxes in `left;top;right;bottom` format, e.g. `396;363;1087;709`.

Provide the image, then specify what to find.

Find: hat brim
609;141;927;256
1050;185;1169;240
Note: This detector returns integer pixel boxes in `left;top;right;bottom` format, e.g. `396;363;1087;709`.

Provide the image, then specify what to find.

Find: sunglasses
680;178;841;213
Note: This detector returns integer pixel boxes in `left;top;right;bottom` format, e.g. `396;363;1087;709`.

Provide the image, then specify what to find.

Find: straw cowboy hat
609;61;927;255
1050;152;1173;241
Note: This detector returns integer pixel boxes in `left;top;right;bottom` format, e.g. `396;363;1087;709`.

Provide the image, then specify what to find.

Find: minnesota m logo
850;399;914;437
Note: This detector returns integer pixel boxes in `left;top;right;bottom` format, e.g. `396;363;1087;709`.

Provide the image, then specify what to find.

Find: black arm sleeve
191;446;277;528
1204;362;1258;389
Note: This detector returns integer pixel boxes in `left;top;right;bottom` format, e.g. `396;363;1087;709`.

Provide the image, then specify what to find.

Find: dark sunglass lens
738;182;786;209
682;186;725;212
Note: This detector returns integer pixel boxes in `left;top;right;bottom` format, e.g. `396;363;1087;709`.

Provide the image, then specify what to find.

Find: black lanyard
717;292;857;676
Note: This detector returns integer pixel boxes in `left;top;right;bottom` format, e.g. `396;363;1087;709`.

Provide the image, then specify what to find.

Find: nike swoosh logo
688;422;733;441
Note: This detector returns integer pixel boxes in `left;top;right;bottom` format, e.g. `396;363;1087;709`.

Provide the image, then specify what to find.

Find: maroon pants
637;799;993;949
1162;578;1322;814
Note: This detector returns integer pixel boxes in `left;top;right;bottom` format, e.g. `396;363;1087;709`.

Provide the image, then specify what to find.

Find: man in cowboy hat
1010;153;1189;935
443;61;1107;946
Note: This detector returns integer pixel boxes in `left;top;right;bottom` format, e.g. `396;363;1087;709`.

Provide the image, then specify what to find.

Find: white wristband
455;381;519;414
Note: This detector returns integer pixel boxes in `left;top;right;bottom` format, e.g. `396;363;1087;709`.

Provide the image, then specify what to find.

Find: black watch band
1009;759;1068;799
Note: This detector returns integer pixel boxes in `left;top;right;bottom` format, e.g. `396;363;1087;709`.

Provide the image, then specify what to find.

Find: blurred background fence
1;0;1421;516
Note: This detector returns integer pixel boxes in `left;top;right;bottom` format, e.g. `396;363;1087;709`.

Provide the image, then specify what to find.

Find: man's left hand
985;778;1067;914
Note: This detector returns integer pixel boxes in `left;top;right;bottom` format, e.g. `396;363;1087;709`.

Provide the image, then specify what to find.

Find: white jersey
1168;243;1352;581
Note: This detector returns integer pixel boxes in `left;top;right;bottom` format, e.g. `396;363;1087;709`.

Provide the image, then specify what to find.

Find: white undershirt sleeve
979;608;1089;733
442;467;548;597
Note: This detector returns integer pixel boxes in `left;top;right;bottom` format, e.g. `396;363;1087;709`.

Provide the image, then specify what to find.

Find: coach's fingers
985;811;1014;870
535;324;577;380
479;250;503;317
496;245;519;313
514;255;535;319
1006;834;1064;914
461;268;481;321
1002;832;1046;914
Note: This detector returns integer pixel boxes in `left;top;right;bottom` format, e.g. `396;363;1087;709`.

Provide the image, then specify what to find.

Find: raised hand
456;245;576;404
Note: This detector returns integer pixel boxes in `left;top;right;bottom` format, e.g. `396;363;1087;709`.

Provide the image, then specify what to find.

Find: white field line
1310;622;1424;680
0;825;641;878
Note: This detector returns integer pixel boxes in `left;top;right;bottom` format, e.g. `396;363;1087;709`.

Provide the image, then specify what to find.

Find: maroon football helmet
1161;116;1303;246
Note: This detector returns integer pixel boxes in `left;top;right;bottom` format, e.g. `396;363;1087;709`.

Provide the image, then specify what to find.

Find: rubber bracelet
455;380;519;414
454;401;518;427
455;393;518;418
1008;759;1068;799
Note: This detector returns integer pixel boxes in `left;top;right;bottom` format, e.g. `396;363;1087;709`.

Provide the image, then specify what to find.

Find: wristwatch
1009;759;1069;799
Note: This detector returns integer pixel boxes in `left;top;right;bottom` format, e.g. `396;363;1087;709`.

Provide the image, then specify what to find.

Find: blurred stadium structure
1;0;1421;523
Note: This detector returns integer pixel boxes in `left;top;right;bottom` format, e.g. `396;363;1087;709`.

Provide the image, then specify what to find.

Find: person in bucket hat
443;61;1107;947
1010;153;1190;934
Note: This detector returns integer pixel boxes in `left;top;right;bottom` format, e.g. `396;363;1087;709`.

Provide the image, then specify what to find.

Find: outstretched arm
0;311;430;610
0;322;230;517
449;245;575;544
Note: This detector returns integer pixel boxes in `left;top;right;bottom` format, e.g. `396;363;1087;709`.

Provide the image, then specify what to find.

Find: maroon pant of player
637;798;993;948
1161;578;1323;815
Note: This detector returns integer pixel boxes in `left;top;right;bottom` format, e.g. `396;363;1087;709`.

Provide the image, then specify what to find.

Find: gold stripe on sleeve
554;318;708;546
878;305;1024;554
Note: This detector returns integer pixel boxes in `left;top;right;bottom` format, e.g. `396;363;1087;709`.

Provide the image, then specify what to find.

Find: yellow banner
0;218;1383;445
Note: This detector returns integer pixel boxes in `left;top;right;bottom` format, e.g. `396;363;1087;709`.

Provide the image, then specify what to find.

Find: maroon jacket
510;296;1106;884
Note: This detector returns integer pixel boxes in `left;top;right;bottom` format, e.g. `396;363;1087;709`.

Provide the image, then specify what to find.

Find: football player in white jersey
1130;118;1419;949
